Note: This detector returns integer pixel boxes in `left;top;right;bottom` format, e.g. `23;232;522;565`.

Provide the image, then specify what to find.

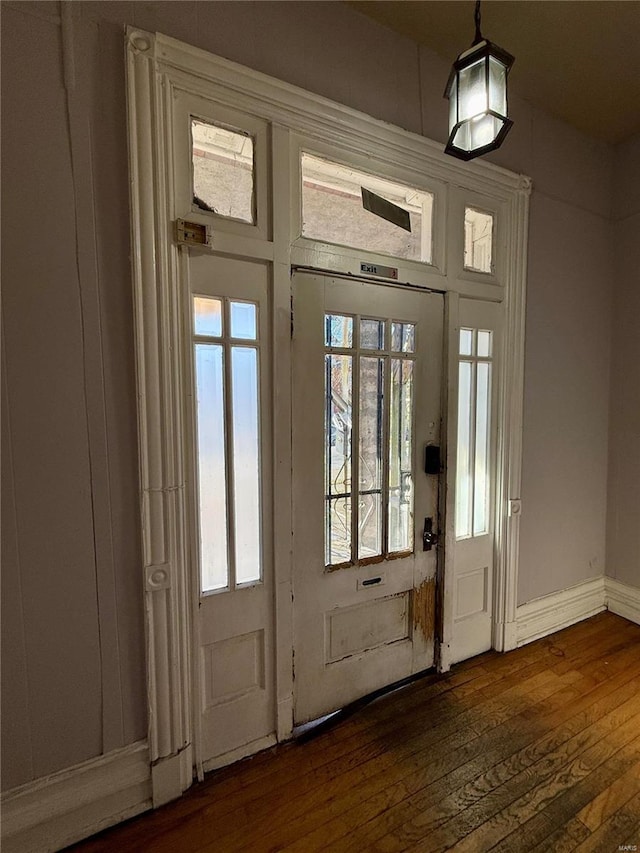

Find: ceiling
349;1;640;144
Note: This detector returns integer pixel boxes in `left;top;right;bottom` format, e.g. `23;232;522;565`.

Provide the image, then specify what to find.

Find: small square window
230;301;257;340
325;315;353;349
192;119;255;224
464;208;493;274
477;330;492;357
360;319;385;350
459;328;473;356
391;322;415;353
194;296;223;337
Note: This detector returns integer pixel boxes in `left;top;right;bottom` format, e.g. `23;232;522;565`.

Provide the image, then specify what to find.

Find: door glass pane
230;301;257;340
474;362;491;536
456;361;473;539
194;296;223;337
459;328;473;356
358;356;384;559
391;322;415;353
191;119;255;224
477;330;492;357
195;344;229;591
325;354;353;565
326;497;352;566
231;347;261;584
360;318;385;350
325;314;353;348
388;359;414;553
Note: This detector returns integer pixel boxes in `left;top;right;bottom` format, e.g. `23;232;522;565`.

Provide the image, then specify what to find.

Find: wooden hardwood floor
70;612;640;852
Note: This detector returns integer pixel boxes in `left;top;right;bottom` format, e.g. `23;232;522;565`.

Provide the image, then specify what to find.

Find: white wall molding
0;742;151;853
126;30;194;806
516;576;640;647
605;577;640;625
516;577;606;647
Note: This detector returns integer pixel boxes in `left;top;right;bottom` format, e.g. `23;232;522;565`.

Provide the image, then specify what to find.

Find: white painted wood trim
438;291;460;674
153;33;526;199
605;577;640;625
126;23;531;779
0;742;151;853
516;577;606;647
126;31;193;805
493;186;531;653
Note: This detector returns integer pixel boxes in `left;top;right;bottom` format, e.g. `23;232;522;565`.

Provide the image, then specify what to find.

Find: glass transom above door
302;154;434;264
324;313;417;568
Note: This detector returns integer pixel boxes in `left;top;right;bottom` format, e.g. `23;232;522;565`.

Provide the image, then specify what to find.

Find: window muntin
193;296;262;592
191;118;255;224
302;153;434;264
324;313;416;568
456;328;493;539
464;208;493;273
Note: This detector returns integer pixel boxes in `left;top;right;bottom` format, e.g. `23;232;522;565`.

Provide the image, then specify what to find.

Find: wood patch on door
413;577;436;641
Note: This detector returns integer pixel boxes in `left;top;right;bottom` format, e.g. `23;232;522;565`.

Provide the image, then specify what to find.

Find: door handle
423;517;438;551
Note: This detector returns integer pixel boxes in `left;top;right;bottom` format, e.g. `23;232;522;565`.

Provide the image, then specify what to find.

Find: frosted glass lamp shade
444;40;514;161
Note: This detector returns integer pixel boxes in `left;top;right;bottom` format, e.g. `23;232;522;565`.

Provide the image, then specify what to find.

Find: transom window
191;118;255;224
302;153;434;264
193;296;262;591
464;207;494;273
324;313;417;568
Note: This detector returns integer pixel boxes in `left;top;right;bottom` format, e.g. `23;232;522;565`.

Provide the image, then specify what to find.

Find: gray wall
606;135;640;589
0;0;620;790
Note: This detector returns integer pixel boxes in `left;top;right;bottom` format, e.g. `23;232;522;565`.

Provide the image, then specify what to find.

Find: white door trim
126;27;530;803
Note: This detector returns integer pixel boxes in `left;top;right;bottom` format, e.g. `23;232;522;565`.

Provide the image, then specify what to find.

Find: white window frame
126;27;530;805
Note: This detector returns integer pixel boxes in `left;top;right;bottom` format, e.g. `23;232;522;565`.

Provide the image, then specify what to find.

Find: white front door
187;253;274;771
292;271;443;724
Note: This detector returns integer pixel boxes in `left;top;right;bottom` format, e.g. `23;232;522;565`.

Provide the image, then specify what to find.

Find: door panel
187;253;274;769
450;298;501;664
292;272;443;724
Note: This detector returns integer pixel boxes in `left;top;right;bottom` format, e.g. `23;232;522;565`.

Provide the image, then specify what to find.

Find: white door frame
126;27;530;805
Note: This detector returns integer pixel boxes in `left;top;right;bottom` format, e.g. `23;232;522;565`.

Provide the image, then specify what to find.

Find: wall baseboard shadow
516;575;640;647
0;741;152;853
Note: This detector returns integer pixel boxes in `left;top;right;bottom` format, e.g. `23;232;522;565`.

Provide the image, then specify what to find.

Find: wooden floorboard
69;612;640;853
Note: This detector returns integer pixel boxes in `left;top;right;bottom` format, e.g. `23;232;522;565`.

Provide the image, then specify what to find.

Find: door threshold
293;665;437;743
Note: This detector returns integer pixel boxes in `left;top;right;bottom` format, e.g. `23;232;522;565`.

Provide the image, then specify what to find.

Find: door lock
422;517;438;551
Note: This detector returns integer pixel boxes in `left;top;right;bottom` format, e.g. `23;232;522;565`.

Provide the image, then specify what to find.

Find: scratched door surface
292;271;443;724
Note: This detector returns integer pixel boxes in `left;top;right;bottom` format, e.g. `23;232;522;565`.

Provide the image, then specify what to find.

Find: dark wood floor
71;611;640;852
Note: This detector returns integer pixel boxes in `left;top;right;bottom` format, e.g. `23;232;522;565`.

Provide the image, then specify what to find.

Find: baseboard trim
605;577;640;625
1;740;152;853
516;577;606;647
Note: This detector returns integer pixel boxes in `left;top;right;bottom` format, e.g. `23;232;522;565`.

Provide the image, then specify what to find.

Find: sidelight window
324;313;416;567
193;296;262;592
456;327;493;539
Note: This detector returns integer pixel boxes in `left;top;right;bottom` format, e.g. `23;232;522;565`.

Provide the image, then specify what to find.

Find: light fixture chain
474;0;483;44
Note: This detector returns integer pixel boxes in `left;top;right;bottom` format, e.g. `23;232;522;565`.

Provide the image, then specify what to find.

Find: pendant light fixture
444;1;514;161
